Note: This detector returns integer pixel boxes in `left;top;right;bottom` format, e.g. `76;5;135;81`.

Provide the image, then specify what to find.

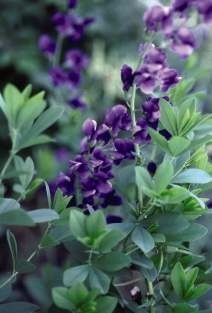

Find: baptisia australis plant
1;1;212;313
39;0;93;109
51;1;212;313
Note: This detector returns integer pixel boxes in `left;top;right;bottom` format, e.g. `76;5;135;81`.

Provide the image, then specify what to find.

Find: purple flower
38;34;56;56
105;104;131;134
65;49;89;70
135;65;157;94
113;138;135;164
170;27;196;57
195;1;212;23
68;97;87;109
67;69;81;88
68;0;78;9
82;118;97;138
159;68;181;91
96;124;111;144
121;64;134;91
159;129;172;140
144;46;167;71
143;5;172;33
106;215;123;224
171;0;192;13
50;67;67;86
147;161;157;176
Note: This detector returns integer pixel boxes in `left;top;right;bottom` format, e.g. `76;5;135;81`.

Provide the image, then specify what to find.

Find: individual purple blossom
113;138;135;165
50;67;67;86
82;118;97;138
147;161;157;176
143;46;167;71
38;34;56;56
170;27;196;57
143;5;172;34
68;97;87;109
106;214;123;224
105;104;131;134
65;49;89;70
135;65;157;94
121;64;134;91
159;68;181;92
171;0;193;13
195;1;212;23
68;0;78;9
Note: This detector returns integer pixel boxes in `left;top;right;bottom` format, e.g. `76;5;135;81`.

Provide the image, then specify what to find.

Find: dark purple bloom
195;1;212;23
135;65;157;94
67;69;81;88
147;161;157;176
65;49;89;70
39;34;56;56
52;12;67;33
68;97;87;109
171;0;192;12
159;68;181;91
144;46;167;71
102;191;122;208
121;64;134;91
50;67;67;86
68;0;78;9
143;5;172;33
170;27;196;57
105;104;131;134
96;124;111;144
113;138;135;164
82;118;97;138
159;129;172;140
106;215;123;224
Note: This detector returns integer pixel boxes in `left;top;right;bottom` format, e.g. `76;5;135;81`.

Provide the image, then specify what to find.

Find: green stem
0;152;15;181
130;84;141;162
53;34;64;67
147;281;155;313
129;84;143;210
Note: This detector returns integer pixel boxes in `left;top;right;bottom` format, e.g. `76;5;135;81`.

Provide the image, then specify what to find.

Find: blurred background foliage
1;0;212;311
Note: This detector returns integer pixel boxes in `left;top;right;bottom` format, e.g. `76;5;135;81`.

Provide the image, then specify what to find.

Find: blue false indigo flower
82;118;97;138
147;161;157;176
159;68;181;92
143;5;172;33
68;0;78;9
50;67;67;86
169;27;196;57
121;64;134;91
105;104;131;134
68;97;87;109
65;49;89;71
38;34;56;56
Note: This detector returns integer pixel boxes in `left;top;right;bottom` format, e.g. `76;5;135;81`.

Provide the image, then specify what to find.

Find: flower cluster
39;0;93;109
144;0;212;58
121;45;181;95
56;104;135;209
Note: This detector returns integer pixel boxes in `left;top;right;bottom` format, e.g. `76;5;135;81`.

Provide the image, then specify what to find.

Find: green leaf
173;168;212;184
155;213;189;236
185;267;199;290
148;127;169;152
14;156;35;189
28;209;59;223
0;302;39;313
97;229;125;253
131;227;155;254
86;211;106;239
69;209;86;239
0;198;34;226
96;296;117;313
63;265;89;287
18;135;54;150
173;303;199;313
171;262;186;297
88;267;111;294
159;185;191;203
95;251;131;272
168;136;190;156
159;99;177;135
154;160;174;193
186;283;211;300
68;283;90;306
169;223;208;242
52;287;75;311
135;166;155;197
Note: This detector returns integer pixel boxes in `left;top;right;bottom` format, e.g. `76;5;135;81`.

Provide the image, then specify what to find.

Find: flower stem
147;281;155;313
